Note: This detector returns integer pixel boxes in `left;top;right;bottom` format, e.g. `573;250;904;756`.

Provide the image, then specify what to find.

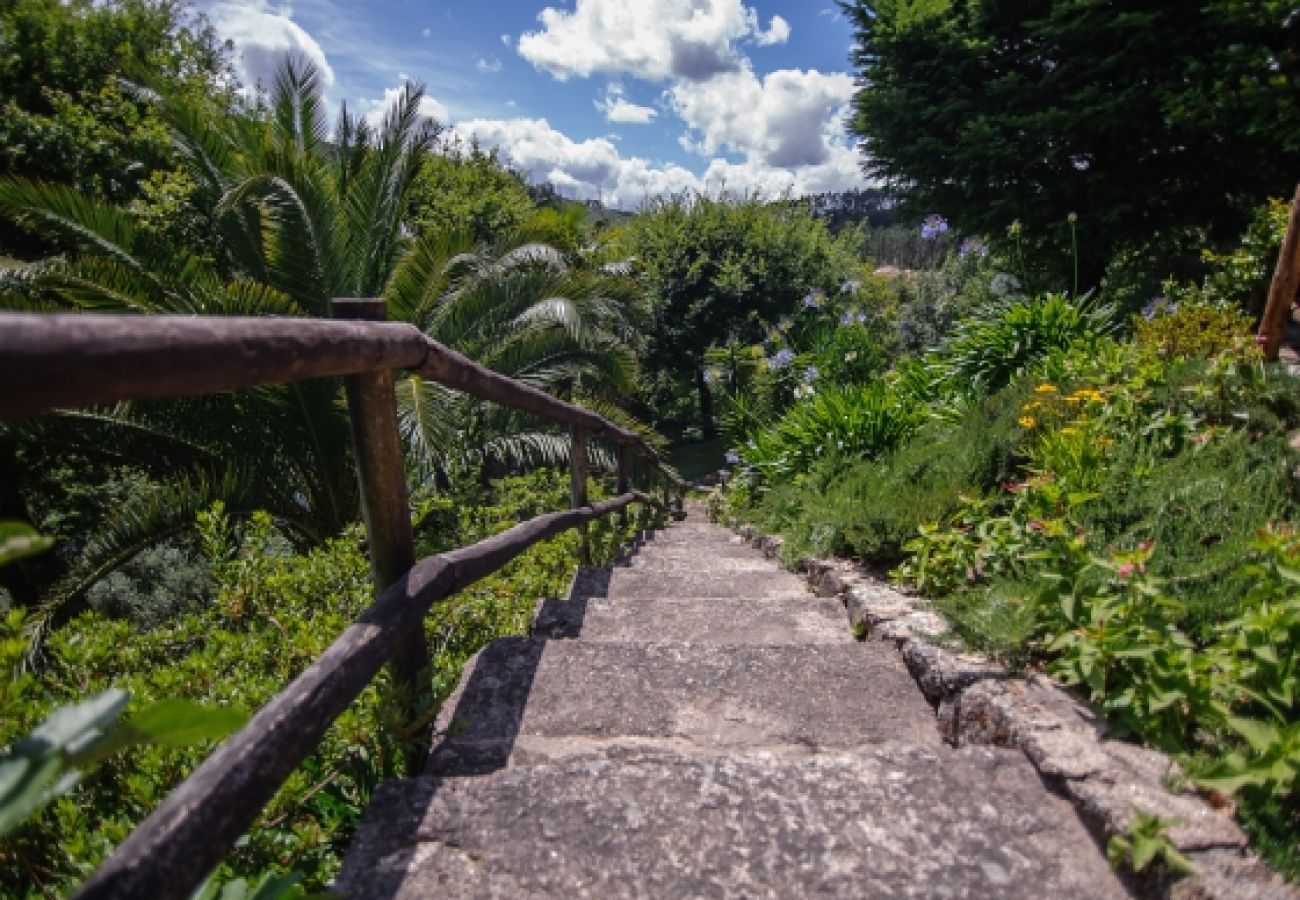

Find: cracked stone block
899;638;1004;706
1173;848;1300;900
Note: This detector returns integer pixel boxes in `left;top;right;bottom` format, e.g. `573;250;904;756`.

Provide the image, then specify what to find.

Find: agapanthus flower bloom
803;366;819;384
702;369;716;385
958;237;988;259
802;291;823;309
921;214;949;241
724;449;740;465
768;348;795;370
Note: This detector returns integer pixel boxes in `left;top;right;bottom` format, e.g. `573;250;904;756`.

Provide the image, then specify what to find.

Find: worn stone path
337;502;1128;898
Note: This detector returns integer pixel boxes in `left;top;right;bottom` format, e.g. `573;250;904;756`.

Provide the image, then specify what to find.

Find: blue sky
195;1;866;208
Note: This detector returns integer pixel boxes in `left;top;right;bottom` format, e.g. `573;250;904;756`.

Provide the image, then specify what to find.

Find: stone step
427;638;939;775
615;553;776;572
338;746;1127;899
532;593;850;644
603;569;808;599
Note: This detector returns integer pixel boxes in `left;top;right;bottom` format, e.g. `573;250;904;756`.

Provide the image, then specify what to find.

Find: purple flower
724;449;740;465
803;365;819;384
702;369;715;384
921;214;949;242
768;348;795;370
958;237;988;258
802;291;823;309
1142;297;1177;321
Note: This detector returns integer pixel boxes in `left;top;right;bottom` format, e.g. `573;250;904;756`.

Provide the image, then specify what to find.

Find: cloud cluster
517;0;788;82
451;118;699;208
203;1;335;95
505;0;864;201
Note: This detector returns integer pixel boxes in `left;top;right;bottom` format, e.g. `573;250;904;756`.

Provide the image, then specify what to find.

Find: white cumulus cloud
671;67;855;168
203;1;335;96
516;0;789;82
451;117;699;207
363;86;449;130
755;14;790;46
452;113;864;209
596;83;658;124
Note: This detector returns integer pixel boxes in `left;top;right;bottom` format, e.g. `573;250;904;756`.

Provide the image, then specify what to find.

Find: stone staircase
336;503;1128;898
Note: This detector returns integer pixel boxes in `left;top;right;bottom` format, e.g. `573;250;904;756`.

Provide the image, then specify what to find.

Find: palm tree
0;58;650;629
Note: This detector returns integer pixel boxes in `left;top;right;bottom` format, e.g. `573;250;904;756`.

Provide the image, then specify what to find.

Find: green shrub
944;292;1117;391
740;384;923;486
1133;300;1253;361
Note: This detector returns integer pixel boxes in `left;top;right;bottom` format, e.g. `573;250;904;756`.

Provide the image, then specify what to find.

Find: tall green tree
622;194;855;436
0;0;231;258
0;59;650;628
840;0;1300;287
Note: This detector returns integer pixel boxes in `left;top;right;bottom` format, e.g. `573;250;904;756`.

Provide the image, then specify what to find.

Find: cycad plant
0;58;648;628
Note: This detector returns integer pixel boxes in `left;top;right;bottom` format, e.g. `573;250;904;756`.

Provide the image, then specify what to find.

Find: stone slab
601;569;810;599
339;746;1128;899
428;638;940;774
533;593;850;644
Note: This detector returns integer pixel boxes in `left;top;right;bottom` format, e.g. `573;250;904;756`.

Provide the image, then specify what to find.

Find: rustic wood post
1258;184;1300;361
616;443;630;528
570;425;590;565
331;298;429;772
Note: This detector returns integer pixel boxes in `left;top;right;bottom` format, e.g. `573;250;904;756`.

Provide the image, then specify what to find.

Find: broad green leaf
0;755;63;837
28;689;131;754
0;521;54;568
1227;717;1280;753
123;700;247;748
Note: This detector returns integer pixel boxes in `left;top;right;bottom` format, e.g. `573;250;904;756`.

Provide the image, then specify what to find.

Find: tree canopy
0;0;231;257
622;194;856;434
840;0;1300;285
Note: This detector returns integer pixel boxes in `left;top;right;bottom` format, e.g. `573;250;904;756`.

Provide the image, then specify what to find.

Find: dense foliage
618;194;860;438
713;207;1300;878
840;0;1300;287
0;473;661;895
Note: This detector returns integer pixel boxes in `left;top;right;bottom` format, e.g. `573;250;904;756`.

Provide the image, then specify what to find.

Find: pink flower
1117;562;1135;578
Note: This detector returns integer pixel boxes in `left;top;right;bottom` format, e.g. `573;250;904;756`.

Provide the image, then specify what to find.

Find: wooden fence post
331;298;429;772
616;443;630;528
1258;184;1300;361
570;425;590;565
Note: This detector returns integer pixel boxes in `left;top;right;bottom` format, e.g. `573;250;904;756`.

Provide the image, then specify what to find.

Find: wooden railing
0;303;683;899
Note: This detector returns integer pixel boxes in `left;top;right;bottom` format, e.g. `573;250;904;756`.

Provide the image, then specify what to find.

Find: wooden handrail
0;312;666;468
73;492;651;900
3;306;685;896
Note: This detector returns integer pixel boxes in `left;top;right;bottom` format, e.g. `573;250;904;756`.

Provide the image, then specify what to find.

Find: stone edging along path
717;512;1297;900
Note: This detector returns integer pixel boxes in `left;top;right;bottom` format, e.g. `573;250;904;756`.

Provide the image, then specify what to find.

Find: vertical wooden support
570;425;590;565
1258;184;1300;361
616;443;630;528
332;298;428;772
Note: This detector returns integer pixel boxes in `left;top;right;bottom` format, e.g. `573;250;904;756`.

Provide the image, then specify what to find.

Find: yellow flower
1034;384;1058;394
1060;427;1078;435
1021;401;1041;412
1018;416;1037;428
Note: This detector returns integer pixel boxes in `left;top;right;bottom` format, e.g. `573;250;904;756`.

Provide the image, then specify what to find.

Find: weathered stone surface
532;593;850;644
955;681;1247;854
599;568;810;599
1173;849;1300;900
846;581;947;641
428;638;940;774
900;638;1006;707
339;747;1129;900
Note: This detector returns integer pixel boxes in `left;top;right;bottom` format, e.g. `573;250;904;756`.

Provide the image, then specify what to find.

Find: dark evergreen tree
840;0;1300;287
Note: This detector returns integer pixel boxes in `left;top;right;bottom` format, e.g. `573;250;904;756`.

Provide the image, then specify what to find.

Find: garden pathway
335;502;1128;898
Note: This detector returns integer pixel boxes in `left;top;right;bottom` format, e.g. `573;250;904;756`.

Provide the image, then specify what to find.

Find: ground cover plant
722;288;1300;879
0;471;661;896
